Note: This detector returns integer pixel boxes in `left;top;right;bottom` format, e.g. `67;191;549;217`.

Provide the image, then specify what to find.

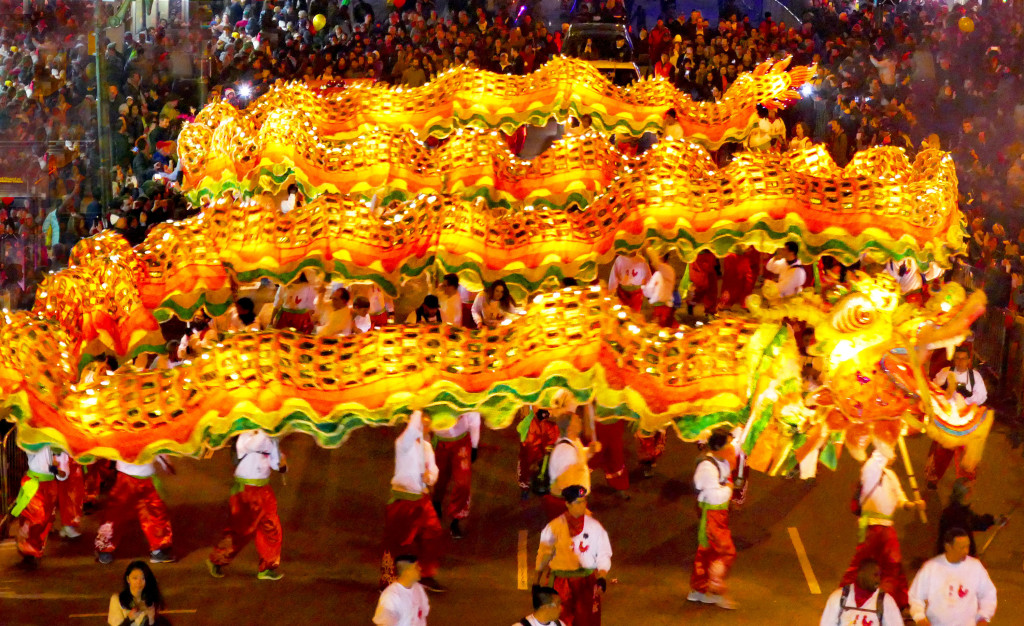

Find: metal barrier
0;427;27;539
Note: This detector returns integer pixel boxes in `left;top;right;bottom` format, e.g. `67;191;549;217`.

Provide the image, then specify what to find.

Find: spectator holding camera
924;346;986;491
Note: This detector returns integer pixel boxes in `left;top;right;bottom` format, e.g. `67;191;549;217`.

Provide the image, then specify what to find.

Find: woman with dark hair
470;279;519;328
107;560;165;626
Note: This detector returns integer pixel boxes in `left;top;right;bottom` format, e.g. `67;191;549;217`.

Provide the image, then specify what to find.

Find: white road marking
517;529;528;590
787;527;821;595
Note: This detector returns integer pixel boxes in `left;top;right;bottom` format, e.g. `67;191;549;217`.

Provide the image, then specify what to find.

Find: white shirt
274;283;317;312
694;455;732;505
433;412;481;447
26;446;69;479
373;581;430;626
115;457;168;478
548;438;591;495
234;431;281;480
391;411;439;495
471;292;520;326
439;293;462;326
908;555;997;625
642;260;676;305
537;514;613;573
766;257;806;297
514;617;565;626
859;451;907;523
933;367;987;406
819;585;904;626
883;258;941;294
279;193;297;214
107;594;148;626
607;255;651;293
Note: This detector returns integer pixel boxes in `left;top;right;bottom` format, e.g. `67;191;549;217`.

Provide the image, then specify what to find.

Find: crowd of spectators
2;0;1024;314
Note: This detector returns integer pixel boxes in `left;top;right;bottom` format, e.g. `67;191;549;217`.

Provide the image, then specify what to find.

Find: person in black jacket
936;479;995;556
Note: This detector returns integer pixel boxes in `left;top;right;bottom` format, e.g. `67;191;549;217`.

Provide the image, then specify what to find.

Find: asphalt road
2;415;1023;625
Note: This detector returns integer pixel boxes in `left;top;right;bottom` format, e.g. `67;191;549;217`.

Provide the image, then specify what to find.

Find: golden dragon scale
2;287;800;464
178;56;813;158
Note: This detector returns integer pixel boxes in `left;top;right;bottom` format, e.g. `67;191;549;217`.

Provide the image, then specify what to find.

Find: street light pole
94;0;113;211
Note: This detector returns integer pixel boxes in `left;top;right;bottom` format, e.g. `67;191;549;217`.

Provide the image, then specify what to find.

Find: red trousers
924;441;976;485
542;494;568;522
615;286;644;312
518;420;559;490
637;431;667;465
58;461;85;530
383;495;443;578
94;474;173;555
275;311;314;334
85;460;116;508
460;302;477;329
210;484;282;572
590;421;629;491
651;305;676;328
554;572;602;626
840;525;908;608
433;437;472;520
370;311;389;328
503;126;527;155
690;508;736;595
16;478;58;558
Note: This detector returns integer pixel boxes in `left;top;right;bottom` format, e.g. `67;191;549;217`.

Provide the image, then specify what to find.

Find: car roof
564;23;631;40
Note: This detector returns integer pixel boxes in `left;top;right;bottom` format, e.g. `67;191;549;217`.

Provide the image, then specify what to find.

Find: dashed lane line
787;526;821;595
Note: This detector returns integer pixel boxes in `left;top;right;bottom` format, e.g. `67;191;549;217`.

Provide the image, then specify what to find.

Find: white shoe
686;590;707;603
60;526;81;539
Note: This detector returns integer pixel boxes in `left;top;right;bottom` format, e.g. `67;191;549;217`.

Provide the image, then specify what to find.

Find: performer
718;246;760;310
56;458;85;539
272;272;317;333
642;248;676;327
607;251;650;312
438;273;464;327
207;430;287;581
367;284;395;328
517;408;560;499
13;445;70;569
382;411;445;593
884;258;943;305
688;430;738;609
589;413;630;499
840;444;925;610
431;412;481;539
909;528;997;626
543;411;600;522
765;242;806;298
95;457;175;565
374;554;430;626
536;486;612;626
925;347;986;490
636;429;667;479
686;251;719;316
819;559;903;626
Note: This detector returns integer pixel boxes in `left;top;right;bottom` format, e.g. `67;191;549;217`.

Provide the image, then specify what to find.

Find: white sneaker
686;590;707;603
60;526;81;539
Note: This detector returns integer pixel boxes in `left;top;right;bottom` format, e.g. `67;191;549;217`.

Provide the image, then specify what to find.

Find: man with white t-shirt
908;527;997;626
438;273;464;326
765;242;807;298
374;554;430;626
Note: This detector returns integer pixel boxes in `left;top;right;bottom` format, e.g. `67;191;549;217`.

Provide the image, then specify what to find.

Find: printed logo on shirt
575;532;591;555
948;583;969;599
852;616;875;626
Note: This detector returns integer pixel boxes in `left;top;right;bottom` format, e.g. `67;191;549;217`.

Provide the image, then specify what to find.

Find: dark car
562;23;640;87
